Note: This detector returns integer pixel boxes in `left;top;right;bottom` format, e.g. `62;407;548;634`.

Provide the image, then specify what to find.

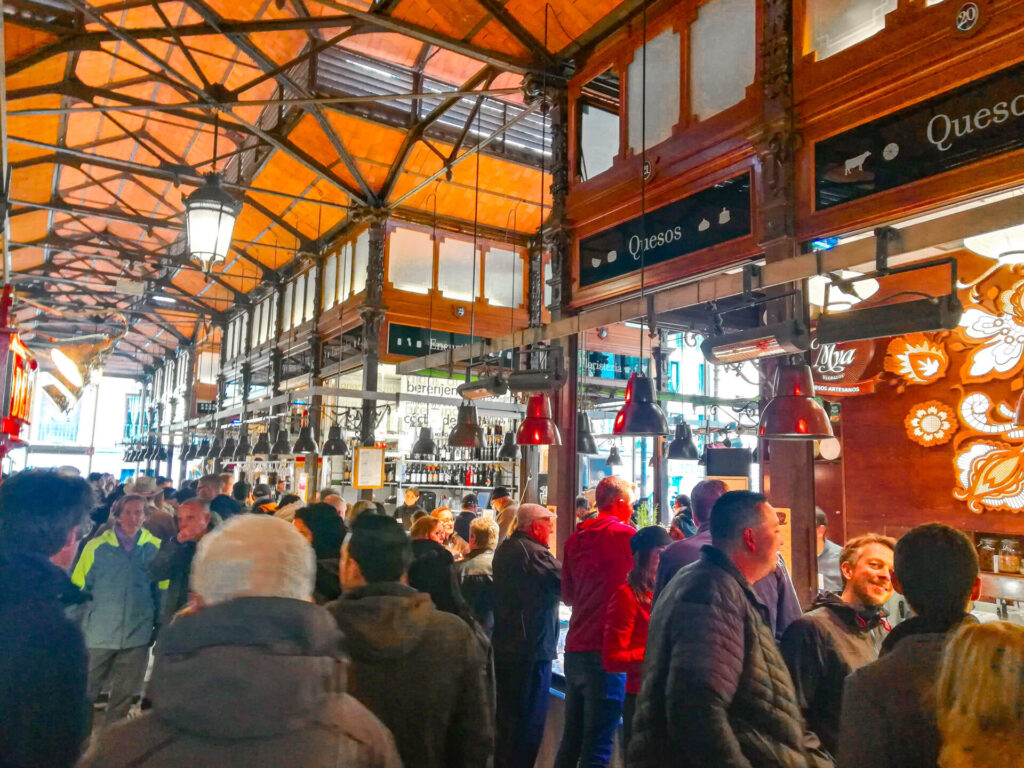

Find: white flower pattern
958;307;1024;378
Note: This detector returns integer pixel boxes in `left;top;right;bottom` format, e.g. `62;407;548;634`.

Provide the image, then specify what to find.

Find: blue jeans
554;651;626;768
495;654;553;768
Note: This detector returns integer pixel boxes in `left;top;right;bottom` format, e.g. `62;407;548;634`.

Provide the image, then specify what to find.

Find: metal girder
472;0;552;63
11;198;181;230
558;0;646;60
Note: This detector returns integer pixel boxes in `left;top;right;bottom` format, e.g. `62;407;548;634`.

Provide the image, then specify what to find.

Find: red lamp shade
516;394;562;446
758;362;834;440
613;373;668;436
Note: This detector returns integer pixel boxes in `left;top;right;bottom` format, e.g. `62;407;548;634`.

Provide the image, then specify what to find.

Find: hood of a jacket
149;597;347;739
881;611;977;656
810;591;887;631
329;582;434;662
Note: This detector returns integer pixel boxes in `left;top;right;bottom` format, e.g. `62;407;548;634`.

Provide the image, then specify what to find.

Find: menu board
353;446;385;489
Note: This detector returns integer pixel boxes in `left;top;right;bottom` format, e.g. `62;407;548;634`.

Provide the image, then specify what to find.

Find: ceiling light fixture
412;426;437;458
759;360;834;440
701;319;810;364
516;394;562;446
606;444;623;467
577;413;599;455
666;422;699;460
185;112;240;271
964;222;1024;264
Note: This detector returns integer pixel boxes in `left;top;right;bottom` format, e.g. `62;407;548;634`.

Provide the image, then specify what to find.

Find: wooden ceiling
3;0;640;375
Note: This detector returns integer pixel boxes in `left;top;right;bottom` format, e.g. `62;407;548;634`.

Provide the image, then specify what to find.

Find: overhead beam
471;0;552;63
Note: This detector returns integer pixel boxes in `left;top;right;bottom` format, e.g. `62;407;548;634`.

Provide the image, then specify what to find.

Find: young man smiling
780;533;896;755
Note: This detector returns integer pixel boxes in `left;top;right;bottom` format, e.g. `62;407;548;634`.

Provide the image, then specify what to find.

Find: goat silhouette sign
815;58;1024;209
578;174;751;288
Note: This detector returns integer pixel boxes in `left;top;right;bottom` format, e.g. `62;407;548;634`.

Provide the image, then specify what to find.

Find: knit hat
631;525;672;554
191;514;315;605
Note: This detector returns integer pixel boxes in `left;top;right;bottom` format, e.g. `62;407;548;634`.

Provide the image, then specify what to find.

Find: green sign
387;323;513;365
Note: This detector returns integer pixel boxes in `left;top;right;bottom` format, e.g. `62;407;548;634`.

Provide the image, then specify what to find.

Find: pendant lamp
516;394;562;446
271;424;292;457
666;422;699;460
252;429;272;457
498;429;518;460
448;402;484;449
322;425;349;457
577;413;599;455
182;439;196;462
234;429;251;460
759;361;834;440
613;373;668;436
606;445;623;467
411;427;437;458
155;440;168;462
184;116;240;270
219;434;237;459
208;431;224;458
197;437;211;459
698;446;707;466
293;424;318;455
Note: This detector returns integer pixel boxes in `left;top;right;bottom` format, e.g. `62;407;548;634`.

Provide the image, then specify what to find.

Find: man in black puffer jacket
628;491;831;768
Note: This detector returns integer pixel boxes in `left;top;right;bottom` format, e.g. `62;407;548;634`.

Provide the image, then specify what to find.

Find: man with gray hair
80;515;400;768
457;515;501;635
148;498;213;624
492;503;562;768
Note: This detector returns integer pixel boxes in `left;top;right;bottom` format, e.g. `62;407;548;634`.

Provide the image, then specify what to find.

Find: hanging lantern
666;422;699;460
516;395;562;446
606;445;623;467
184;173;240;270
759;361;834;440
322;425;349;457
498;429;518;460
613;373;668;436
411;427;437;458
577;413;599;455
448;402;484;448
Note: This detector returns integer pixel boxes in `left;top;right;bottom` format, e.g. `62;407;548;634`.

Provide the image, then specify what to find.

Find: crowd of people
1;467;1023;768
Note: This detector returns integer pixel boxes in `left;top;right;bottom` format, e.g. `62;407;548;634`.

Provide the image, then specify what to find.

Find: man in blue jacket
73;493;166;730
0;468;95;767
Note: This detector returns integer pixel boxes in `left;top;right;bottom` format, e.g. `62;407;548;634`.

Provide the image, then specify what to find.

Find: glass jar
977;538;998;572
998;539;1022;574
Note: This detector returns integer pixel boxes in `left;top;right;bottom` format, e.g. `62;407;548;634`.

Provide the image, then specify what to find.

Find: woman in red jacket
602;525;672;755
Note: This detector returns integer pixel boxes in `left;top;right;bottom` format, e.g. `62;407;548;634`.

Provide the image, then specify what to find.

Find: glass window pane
282;282;294;331
269;293;278;338
323;253;338;309
253;304;262;345
338;241;352;300
388;227;433;294
304;271;316;321
484;248;523;308
438;237;477;302
292;277;305;327
627;29;680;152
580;104;619;180
260;298;270;342
352;231;369;294
807;0;897;61
543;258;552;309
690;0;756;121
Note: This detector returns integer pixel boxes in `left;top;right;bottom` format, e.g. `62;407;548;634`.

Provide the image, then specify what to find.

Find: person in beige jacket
78;515;401;768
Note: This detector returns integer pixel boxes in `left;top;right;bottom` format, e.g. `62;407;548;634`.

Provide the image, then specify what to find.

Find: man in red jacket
555;476;635;768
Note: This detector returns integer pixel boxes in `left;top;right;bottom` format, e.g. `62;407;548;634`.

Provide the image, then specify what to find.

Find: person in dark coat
654;478;803;640
148;499;213;624
838;524;981;768
454;493;478;543
0;468;95;768
294;502;347;604
492;504;561;768
393;487;425;530
330;514;493;768
456;515;499;636
781;534;895;755
629;491;831;768
409;518;471;618
197;473;241;520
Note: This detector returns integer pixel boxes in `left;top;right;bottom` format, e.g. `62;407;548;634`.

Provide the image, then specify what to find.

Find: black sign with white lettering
387;323;514;365
197;401;217;415
578;174;751;288
815;59;1024;209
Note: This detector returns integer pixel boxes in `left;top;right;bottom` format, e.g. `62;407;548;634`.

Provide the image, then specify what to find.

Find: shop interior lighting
208;431;224;458
701;319;810;365
606;444;623;467
666;422;700;460
516;394;562;446
321;425;349;457
150;294;178;304
271;424;292;457
448;403;485;449
819;437;842;461
185;114;240;271
964;222;1024;264
457;374;509;400
577;413;599;455
154;440;168;462
196;437;211;459
759;360;834;440
498;429;518;460
219;434;237;459
234;429;251;460
252;429;272;456
293;414;318;455
411;427;437;457
613;373;668;437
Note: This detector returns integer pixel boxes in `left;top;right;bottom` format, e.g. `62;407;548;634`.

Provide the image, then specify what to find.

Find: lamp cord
468;107;481;384
639;0;648;367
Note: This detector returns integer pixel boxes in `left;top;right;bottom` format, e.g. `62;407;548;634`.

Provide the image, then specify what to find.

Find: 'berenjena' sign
578;174;751;288
816;59;1024;209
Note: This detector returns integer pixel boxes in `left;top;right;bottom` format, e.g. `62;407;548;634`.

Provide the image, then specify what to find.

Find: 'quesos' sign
578;173;751;288
815;58;1024;209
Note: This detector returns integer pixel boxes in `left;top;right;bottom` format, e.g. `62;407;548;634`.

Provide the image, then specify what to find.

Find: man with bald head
148;499;212;624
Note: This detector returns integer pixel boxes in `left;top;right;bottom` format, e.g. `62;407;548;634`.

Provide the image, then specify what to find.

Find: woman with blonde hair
936;620;1024;768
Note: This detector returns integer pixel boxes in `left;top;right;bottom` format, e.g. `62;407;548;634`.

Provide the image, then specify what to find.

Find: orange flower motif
885;335;949;385
954;440;1024;514
905;401;956;447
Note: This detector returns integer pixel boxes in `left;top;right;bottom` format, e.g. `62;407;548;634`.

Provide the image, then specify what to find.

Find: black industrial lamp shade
613;373;668;436
184;173;240;270
498;430;518;460
758;362;834;440
322;425;349;457
155;442;168;462
666;422;700;460
411;427;437;457
234;431;251;460
183;440;197;462
293;425;318;455
448;403;484;449
606;445;623;467
516;395;562;446
577;413;599;455
271;427;292;457
219;435;237;459
208;431;224;458
252;430;272;456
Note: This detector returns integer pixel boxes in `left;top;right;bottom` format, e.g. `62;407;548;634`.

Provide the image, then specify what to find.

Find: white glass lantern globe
185;174;240;269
